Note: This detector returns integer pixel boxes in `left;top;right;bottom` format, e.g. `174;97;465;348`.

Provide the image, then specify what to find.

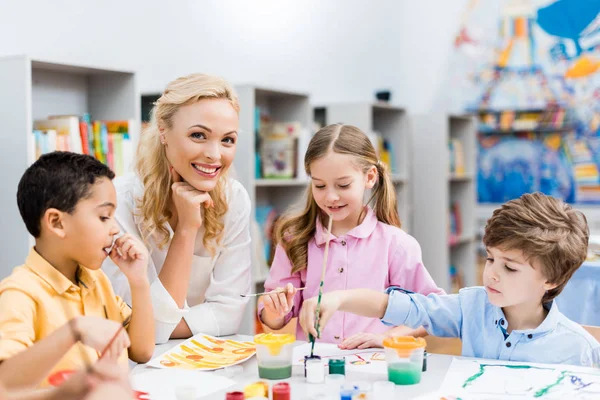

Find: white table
131;335;454;399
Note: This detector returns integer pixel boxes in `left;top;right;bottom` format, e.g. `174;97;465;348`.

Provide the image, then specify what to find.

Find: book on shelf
32;114;134;176
448;201;463;245
257;112;303;179
478;106;575;133
255;206;280;267
34;116;83;155
366;131;396;173
449;265;463;293
448;139;465;176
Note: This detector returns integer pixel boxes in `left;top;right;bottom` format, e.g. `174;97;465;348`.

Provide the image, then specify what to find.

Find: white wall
0;0;468;111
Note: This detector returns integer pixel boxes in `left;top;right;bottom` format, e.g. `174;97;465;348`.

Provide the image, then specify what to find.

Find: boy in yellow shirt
0;151;154;387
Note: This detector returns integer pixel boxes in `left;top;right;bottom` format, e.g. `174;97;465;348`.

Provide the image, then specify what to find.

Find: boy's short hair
483;192;589;303
17;151;115;238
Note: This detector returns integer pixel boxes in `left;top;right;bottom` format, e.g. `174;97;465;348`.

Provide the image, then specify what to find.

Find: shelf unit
411;114;478;293
0;55;139;279
141;93;161;123
313;103;412;233
235;86;312;335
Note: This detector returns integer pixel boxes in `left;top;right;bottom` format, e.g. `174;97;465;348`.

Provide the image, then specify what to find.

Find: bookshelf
313;103;411;233
0;55;140;279
411;114;478;293
141;93;161;124
235;86;312;335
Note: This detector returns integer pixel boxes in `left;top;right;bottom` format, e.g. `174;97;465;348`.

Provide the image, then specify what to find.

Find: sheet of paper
292;342;388;374
438;358;600;399
131;369;235;400
147;334;256;371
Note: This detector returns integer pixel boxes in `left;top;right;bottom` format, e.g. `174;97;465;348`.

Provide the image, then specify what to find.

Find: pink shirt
260;207;444;343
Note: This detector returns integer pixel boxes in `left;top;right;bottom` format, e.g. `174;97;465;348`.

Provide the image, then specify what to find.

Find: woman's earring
160;135;167;145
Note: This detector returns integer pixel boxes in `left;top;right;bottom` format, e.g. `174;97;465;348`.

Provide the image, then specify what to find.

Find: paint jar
225;391;244;400
324;373;345;397
382;336;426;385
339;384;358;400
303;355;321;377
328;357;345;375
305;357;325;383
373;381;395;398
254;333;295;380
243;382;269;398
272;382;291;400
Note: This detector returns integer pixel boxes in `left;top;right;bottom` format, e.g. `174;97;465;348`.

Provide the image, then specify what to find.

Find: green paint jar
328;358;345;375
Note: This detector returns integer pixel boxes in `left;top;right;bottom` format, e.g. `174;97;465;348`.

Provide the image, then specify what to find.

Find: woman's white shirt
102;173;251;344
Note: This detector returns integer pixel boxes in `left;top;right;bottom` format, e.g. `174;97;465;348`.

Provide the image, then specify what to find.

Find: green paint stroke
534;371;567;398
462;363;555;389
462;364;485;388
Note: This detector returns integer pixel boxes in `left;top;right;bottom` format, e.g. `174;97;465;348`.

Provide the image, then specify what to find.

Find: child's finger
109;247;121;262
126;243;139;260
357;341;374;349
260;295;276;314
285;283;296;305
267;293;282;315
117;240;134;261
113;234;131;248
122;330;131;348
301;301;317;338
340;334;365;350
277;291;288;314
269;288;285;314
317;310;333;337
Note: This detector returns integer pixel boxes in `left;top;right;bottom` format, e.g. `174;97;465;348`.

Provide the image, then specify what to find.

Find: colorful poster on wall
447;0;600;203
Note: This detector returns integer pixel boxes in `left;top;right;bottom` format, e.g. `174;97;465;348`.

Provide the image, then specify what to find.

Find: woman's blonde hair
275;124;400;274
135;73;240;255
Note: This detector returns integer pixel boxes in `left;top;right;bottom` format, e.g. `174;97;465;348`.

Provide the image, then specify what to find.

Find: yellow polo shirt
0;248;131;385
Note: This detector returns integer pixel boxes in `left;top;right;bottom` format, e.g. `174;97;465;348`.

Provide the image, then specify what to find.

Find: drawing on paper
147;335;256;370
349;354;371;365
294;350;385;365
440;358;600;399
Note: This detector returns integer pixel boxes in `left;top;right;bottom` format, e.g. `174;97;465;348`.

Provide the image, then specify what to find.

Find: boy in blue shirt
300;192;600;366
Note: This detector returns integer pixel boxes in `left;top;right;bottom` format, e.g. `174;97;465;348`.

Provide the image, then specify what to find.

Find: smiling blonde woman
102;74;251;344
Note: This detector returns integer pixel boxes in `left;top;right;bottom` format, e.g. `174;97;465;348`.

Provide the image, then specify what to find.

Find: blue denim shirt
382;286;600;367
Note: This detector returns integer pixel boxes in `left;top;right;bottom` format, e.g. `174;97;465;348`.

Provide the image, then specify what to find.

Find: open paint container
382;336;426;385
254;333;296;379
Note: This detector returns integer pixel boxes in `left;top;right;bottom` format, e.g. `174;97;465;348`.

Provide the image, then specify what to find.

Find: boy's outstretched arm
109;234;155;363
300;288;464;340
299;289;389;338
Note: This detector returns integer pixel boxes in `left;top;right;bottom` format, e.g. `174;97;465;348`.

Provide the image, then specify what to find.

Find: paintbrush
240;287;306;298
98;314;132;360
309;213;333;358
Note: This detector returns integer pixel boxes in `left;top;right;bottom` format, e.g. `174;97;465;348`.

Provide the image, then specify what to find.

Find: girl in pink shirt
259;124;444;349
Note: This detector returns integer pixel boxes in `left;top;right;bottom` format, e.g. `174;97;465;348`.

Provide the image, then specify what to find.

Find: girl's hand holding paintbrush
260;283;298;317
